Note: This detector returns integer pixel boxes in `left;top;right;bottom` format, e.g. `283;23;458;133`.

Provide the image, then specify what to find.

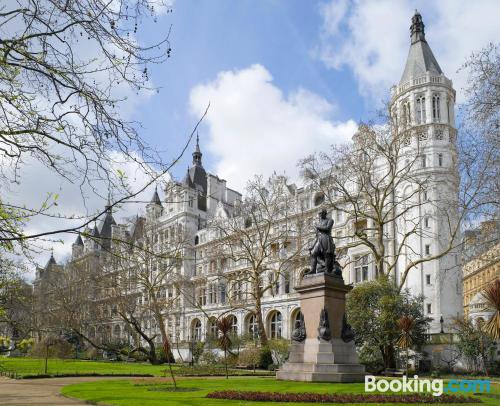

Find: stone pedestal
277;273;365;382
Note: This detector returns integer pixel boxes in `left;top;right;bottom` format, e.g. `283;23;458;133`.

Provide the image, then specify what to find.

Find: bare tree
207;175;304;345
300;120;466;291
0;1;178;250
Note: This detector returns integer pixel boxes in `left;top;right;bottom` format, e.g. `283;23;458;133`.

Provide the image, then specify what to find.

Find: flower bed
206;390;481;403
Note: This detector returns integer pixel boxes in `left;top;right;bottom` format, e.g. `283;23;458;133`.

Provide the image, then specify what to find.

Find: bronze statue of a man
307;209;342;276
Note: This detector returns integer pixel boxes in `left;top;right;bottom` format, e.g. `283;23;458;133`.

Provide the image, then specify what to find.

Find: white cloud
189;64;357;192
317;0;500;103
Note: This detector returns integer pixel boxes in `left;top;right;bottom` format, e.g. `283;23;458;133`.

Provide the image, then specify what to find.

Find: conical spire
45;249;57;268
74;233;84;246
192;132;203;166
150;185;162;205
399;11;442;85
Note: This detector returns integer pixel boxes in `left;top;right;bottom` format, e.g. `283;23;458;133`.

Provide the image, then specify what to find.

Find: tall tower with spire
390;11;461;333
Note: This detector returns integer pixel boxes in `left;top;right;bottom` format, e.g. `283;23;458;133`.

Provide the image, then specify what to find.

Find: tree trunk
381;344;397;369
254;292;268;346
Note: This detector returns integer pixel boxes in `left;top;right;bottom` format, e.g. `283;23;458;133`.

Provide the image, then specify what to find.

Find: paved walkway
0;376;121;405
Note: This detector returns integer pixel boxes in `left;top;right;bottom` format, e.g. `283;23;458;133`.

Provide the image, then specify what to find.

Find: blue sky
127;0;500;190
133;1;364;181
14;0;499;265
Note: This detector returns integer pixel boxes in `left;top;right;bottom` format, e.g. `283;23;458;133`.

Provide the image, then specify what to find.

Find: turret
146;185;163;221
72;233;84;259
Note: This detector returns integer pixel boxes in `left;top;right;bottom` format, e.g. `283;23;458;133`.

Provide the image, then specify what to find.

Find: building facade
34;12;463;359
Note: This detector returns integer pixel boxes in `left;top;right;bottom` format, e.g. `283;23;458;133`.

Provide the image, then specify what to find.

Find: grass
61;376;500;406
0;357;173;377
0;357;272;378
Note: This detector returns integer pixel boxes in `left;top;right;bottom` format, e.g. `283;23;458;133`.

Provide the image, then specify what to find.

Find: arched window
246;314;259;338
194;235;199;245
113;325;121;338
291;308;303;332
228;315;238;335
192;319;202;340
416;96;426;124
207;317;218;338
268;311;282;339
432;94;440;121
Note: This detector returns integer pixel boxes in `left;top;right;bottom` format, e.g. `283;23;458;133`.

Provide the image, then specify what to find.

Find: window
231;280;243;301
197;287;206;306
354;255;369;283
336;210;342;223
424;217;430;228
416;96;426;124
192;319;202;340
269;312;282;339
402;101;411;126
438;153;443;167
426;274;431;285
425;244;431;255
228;315;238;335
208;283;217;304
421;155;427;168
188;196;193;208
269;273;279;296
208;318;218;338
219;283;226;304
247;314;258;338
284;272;291;294
423;190;429;201
426;303;432;314
432;94;440;121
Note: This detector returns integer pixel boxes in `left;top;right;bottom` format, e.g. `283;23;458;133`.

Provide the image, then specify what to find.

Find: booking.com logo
365;375;491;397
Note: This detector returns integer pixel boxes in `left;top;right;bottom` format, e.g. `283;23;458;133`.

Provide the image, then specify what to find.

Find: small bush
238;347;260;370
259;347;273;370
268;339;289;365
29;337;73;359
199;350;220;365
84;347;100;360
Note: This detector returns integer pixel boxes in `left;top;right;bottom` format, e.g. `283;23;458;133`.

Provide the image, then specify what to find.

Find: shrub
29;337;73;359
84;347;100;360
206;391;480;403
17;338;34;354
192;341;205;364
259;347;273;369
268;339;289;365
199;349;220;365
238;347;260;370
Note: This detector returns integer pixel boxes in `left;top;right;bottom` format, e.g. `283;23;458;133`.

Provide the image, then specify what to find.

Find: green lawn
61;376;499;406
0;357;173;377
0;357;272;378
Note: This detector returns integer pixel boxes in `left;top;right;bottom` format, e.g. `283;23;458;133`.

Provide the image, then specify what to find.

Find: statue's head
319;209;327;218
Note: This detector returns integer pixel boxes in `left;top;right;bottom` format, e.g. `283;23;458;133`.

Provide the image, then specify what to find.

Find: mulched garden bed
206;390;481;403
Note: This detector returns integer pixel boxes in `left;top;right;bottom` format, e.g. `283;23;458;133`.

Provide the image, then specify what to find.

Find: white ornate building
36;12;463;360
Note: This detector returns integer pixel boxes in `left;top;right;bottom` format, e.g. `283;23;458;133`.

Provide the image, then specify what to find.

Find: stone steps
280;362;366;373
276;370;366;383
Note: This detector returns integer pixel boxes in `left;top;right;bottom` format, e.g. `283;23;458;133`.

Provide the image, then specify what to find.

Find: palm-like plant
482;279;500;340
217;316;233;379
396;315;416;374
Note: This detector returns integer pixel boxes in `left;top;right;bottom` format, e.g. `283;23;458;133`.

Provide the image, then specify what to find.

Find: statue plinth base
277;273;365;382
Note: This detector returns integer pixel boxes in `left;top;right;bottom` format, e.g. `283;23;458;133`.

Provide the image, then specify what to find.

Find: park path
0;376;121;405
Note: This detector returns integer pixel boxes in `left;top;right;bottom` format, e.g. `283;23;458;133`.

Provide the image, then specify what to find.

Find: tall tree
0;0;176;250
208;175;304;345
